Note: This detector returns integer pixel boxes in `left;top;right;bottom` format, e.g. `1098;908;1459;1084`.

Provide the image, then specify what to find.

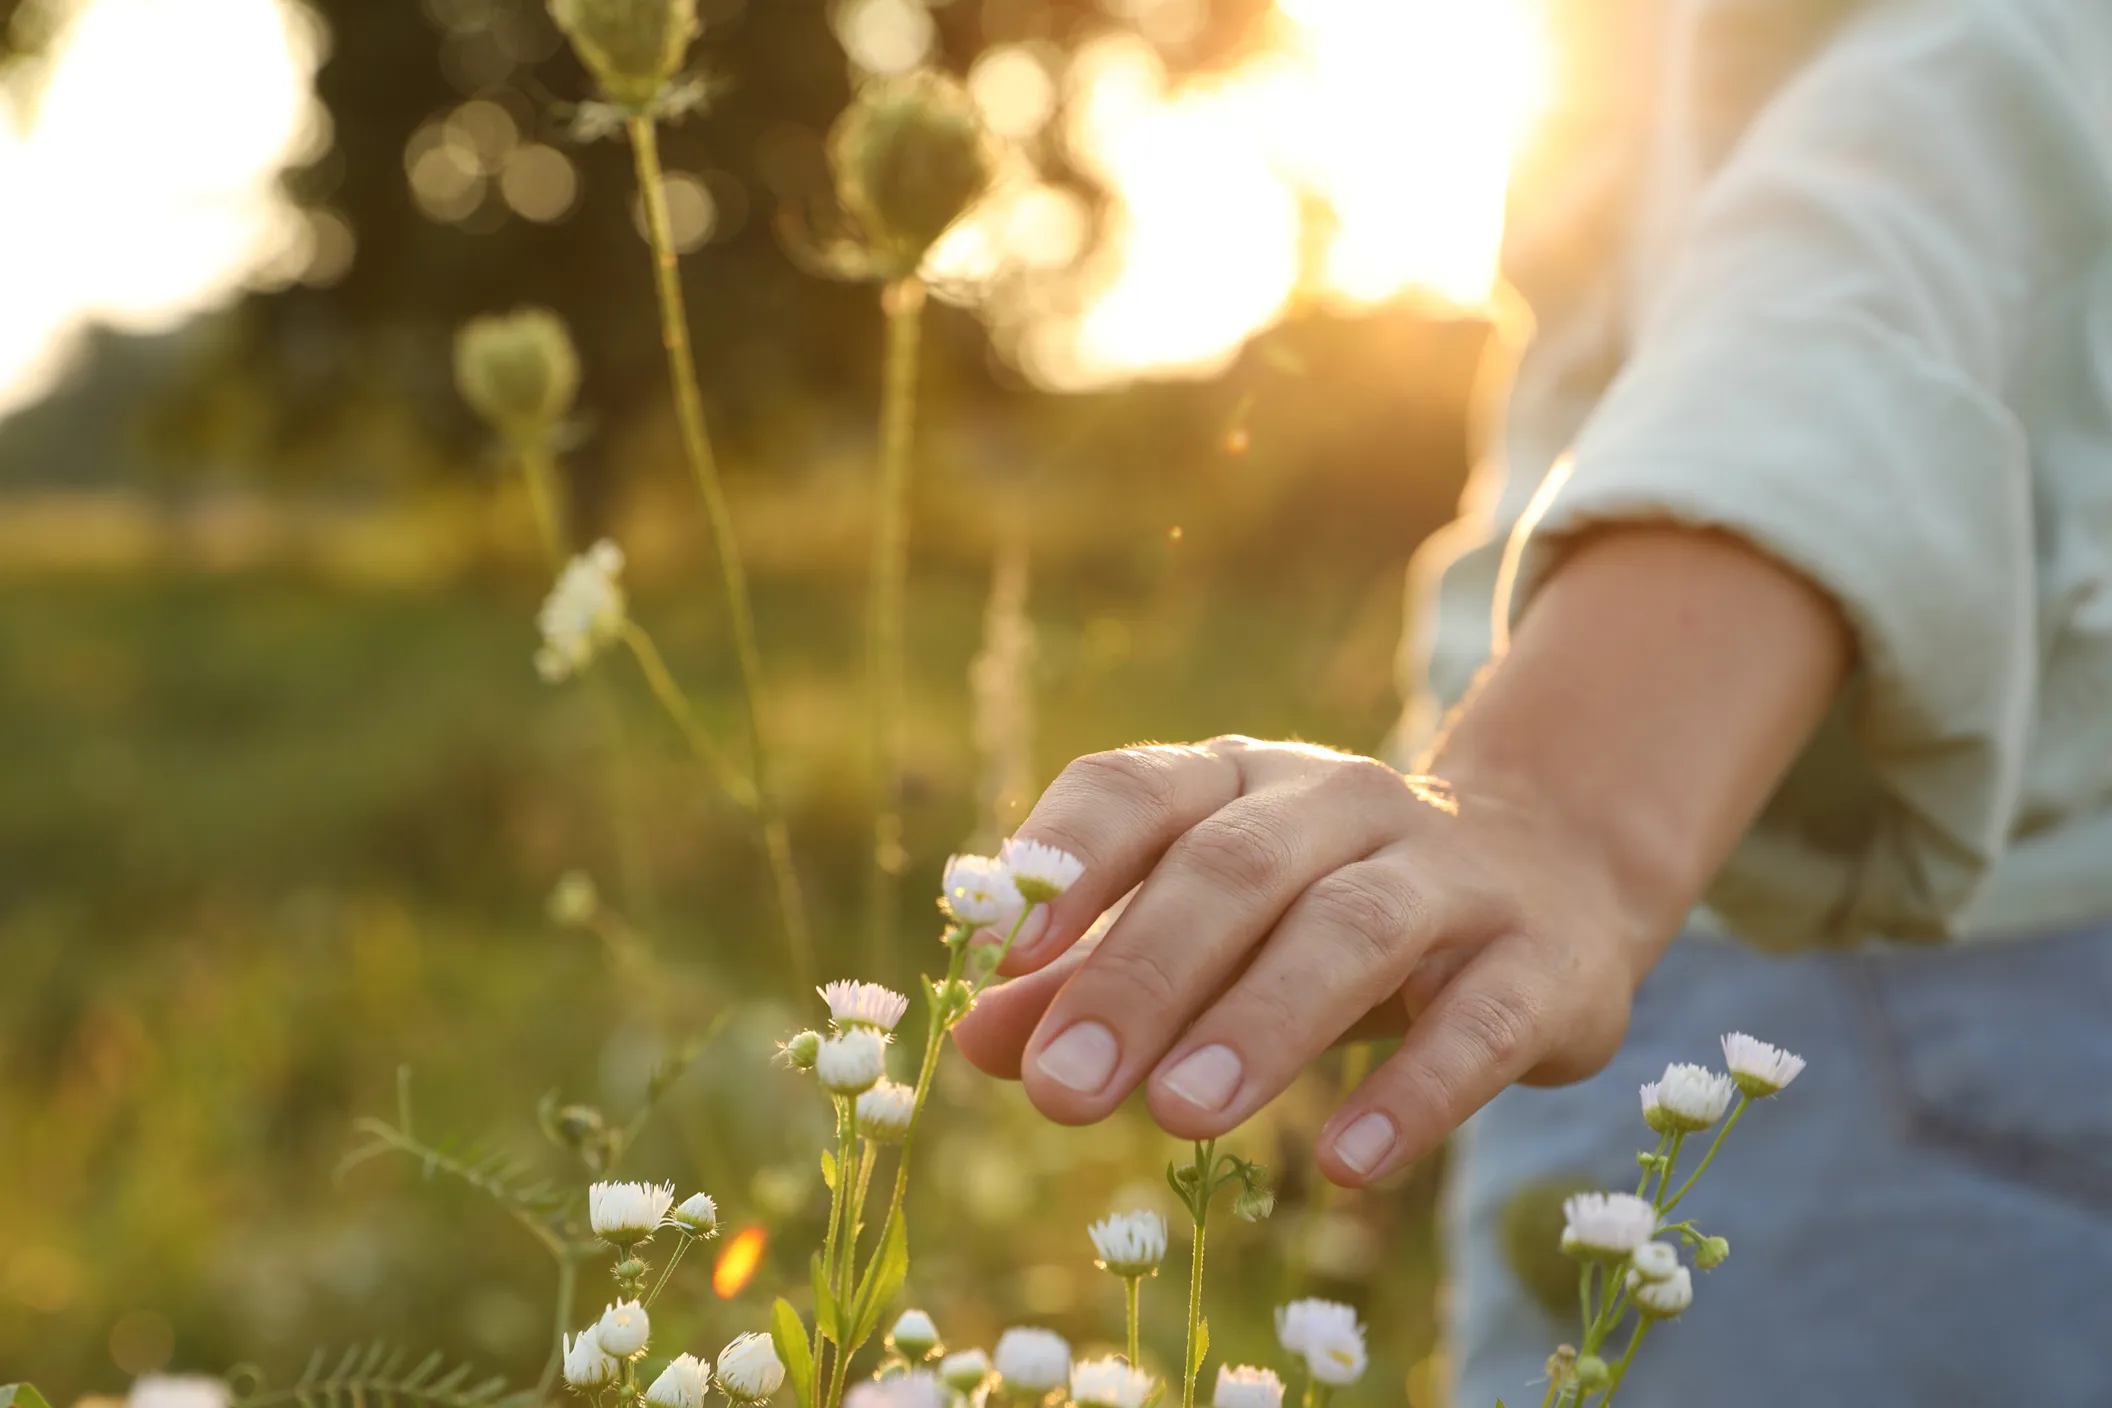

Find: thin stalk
519;441;568;558
1597;1319;1652;1405
1661;1099;1747;1215
1123;1276;1142;1369
626;113;813;994
644;1233;693;1307
1182;1139;1215;1408
863;277;927;974
536;1251;580;1397
815;1096;855;1370
620;621;755;809
1633;1133;1670;1198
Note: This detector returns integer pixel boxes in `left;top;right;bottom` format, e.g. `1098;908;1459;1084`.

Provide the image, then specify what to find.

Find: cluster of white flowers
536;540;627;682
939;837;1085;931
1275;1298;1368;1387
1088;1209;1168;1278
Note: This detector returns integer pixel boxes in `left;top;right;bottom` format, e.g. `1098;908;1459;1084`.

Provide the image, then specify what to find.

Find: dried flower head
454;307;579;442
1000;837;1085;905
596;1301;650;1358
1641;1063;1737;1134
588;1180;674;1245
716;1332;786;1401
537;541;627;682
993;1327;1070;1394
1213;1366;1284;1408
856;1079;916;1143
1274;1299;1366;1387
1560;1192;1657;1258
1720;1031;1806;1098
644;1354;712;1408
1087;1209;1168;1277
816;1027;888;1095
828;69;997;278
1069;1357;1154;1408
820;979;911;1033
548;0;697;109
563;1328;621;1389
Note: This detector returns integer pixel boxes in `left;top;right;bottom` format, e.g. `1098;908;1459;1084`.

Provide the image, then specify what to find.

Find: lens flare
713;1224;769;1299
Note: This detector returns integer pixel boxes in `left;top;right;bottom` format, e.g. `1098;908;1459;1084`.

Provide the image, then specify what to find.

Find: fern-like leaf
230;1345;538;1408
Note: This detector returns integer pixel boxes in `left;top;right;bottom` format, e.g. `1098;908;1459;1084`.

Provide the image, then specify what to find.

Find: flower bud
673;1191;719;1236
781;1029;823;1070
1574;1355;1610;1392
716;1332;786;1402
939;1350;991;1393
548;0;697;110
596;1300;650;1358
564;1329;621;1389
1629;1240;1679;1282
455;307;579;443
645;1354;712;1408
1695;1235;1731;1270
856;1079;916;1143
828;70;997;277
613;1256;647;1282
548;869;600;927
887;1308;941;1361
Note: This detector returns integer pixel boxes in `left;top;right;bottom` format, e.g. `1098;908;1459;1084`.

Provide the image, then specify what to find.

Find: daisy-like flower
1560;1192;1658;1258
939;1349;992;1393
596;1301;650;1358
1275;1300;1367;1386
1629;1240;1679;1282
716;1332;787;1401
845;1373;943;1408
589;1180;675;1245
672;1191;719;1237
1000;838;1085;905
1626;1264;1694;1318
941;853;1020;930
536;540;627;682
817;1027;888;1095
1213;1366;1285;1408
857;1080;917;1143
127;1377;230;1408
993;1327;1070;1394
820;980;911;1033
888;1307;941;1359
1641;1063;1737;1134
1069;1357;1153;1408
1721;1031;1806;1098
1087;1209;1168;1277
562;1328;621;1390
645;1354;713;1408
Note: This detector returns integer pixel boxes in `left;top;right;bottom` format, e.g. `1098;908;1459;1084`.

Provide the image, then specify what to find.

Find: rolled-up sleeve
1497;0;2112;944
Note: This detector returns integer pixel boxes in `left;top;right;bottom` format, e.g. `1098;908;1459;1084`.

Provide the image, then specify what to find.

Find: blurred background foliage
0;0;1507;1400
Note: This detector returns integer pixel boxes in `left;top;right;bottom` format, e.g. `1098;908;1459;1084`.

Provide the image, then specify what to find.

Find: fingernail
1331;1111;1398;1176
1036;1021;1119;1095
1160;1044;1244;1111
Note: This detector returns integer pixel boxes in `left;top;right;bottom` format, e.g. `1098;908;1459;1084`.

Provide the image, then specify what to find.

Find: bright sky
0;0;1549;419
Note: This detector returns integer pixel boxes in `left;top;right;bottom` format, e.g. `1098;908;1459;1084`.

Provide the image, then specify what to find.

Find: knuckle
1064;747;1181;820
1302;866;1425;964
1179;808;1299;891
1445;981;1541;1077
1097;941;1183;1009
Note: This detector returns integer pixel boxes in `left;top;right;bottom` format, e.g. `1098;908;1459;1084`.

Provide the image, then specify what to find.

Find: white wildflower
1721;1031;1806;1098
888;1307;941;1359
941;853;1020;929
1069;1357;1153;1408
845;1373;943;1408
1087;1209;1168;1277
939;1350;992;1392
1630;1240;1679;1282
857;1080;916;1142
820;979;911;1033
1275;1299;1366;1386
1626;1264;1694;1318
673;1191;719;1237
1000;837;1085;905
816;1027;888;1095
562;1329;621;1389
536;540;627;682
127;1378;230;1408
645;1355;713;1408
589;1180;675;1245
993;1327;1070;1394
1560;1192;1657;1258
1641;1063;1737;1134
717;1332;787;1401
596;1301;650;1358
1213;1366;1284;1408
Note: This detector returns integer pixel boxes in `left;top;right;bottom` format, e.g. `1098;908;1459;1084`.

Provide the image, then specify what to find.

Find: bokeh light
0;0;328;417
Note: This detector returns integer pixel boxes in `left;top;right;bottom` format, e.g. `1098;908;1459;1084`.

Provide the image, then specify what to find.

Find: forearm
1426;525;1851;963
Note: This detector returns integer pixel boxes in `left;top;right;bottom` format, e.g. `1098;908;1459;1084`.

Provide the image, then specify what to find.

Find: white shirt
1396;0;2112;948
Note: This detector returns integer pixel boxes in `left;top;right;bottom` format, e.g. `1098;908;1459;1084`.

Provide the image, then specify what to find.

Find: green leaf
820;1149;838;1193
847;1213;911;1353
810;1253;840;1343
1188;1317;1210;1378
770;1299;815;1408
3;1386;55;1408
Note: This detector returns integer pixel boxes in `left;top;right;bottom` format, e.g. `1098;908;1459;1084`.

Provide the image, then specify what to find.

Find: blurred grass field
0;319;1479;1405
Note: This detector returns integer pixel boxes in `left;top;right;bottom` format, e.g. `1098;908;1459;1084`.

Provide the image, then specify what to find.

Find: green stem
1182;1139;1214;1408
1633;1134;1670;1198
816;1096;855;1366
1661;1098;1747;1215
1597;1319;1652;1406
863;277;927;976
1124;1276;1142;1370
536;1250;579;1397
626;112;813;996
620;621;755;809
644;1233;692;1308
518;441;568;560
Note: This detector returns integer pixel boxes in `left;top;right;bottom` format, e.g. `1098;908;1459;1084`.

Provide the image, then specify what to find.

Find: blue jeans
1446;926;2112;1407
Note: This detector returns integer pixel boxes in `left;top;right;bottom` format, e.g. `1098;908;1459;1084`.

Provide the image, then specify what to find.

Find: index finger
997;742;1241;973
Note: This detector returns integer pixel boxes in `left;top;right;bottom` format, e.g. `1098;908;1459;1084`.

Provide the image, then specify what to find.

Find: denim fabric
1446;927;2112;1408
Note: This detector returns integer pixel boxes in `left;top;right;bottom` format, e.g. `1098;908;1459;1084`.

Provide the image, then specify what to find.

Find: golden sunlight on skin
0;0;324;418
936;0;1552;390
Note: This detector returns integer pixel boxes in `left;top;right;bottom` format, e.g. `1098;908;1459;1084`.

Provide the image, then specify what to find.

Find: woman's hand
954;526;1851;1186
